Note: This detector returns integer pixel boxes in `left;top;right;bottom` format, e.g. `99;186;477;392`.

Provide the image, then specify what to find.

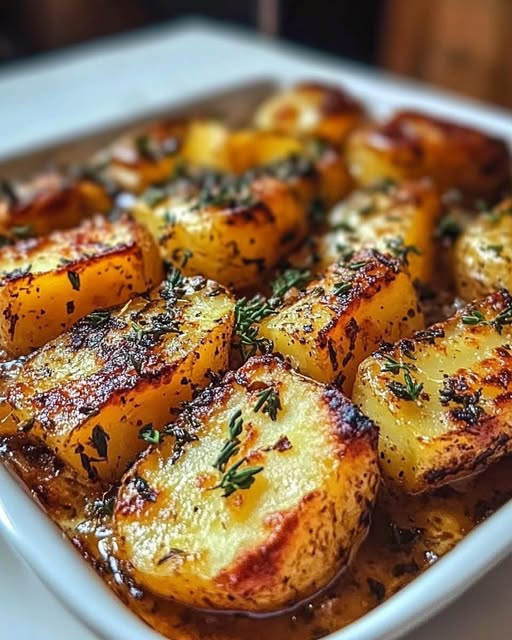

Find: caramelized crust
347;110;511;201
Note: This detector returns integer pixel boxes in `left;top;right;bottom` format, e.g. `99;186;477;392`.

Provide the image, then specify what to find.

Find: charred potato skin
253;81;366;144
0;214;163;356
0;173;111;238
259;250;424;393
7;277;235;481
291;178;441;283
134;175;308;289
346;111;511;201
114;354;379;612
354;289;512;493
455;198;512;300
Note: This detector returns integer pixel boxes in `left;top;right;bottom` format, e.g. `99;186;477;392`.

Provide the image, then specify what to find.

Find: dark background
0;0;510;108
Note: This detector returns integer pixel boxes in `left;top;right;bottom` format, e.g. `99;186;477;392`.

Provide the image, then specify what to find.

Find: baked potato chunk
91;119;229;193
114;354;379;612
224;131;352;205
259;250;423;393
454;198;512;300
7;276;234;481
0;214;163;356
253;81;365;144
133;174;307;289
290;179;440;283
0;173;111;238
346;111;511;201
354;289;512;493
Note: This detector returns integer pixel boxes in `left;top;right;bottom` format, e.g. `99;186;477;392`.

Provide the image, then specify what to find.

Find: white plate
1;18;512;640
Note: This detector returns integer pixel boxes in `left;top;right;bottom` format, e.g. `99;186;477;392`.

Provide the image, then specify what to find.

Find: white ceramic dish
1;19;512;640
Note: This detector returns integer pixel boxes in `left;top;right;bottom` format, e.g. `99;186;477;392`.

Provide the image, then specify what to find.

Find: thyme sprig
213;409;244;472
270;267;311;299
234;295;274;360
253;387;281;421
214;458;264;498
387;370;423;401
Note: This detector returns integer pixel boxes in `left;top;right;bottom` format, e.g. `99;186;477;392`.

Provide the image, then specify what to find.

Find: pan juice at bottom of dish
2;433;512;640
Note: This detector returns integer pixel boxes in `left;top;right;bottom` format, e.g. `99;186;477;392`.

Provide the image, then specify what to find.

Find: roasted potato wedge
224;131;352;205
7;276;234;481
114;354;379;612
0;214;163;356
133;174;307;289
290;179;440;283
454;198;512;300
346;111;511;201
253;81;365;144
259;250;423;393
0;173;111;238
92;119;229;193
354;289;512;493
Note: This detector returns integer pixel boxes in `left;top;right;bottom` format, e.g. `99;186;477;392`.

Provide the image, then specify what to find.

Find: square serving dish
0;20;511;640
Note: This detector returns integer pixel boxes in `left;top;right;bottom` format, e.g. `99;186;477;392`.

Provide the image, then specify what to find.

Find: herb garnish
213;409;244;472
381;356;411;375
139;423;161;445
67;270;81;291
387;370;423;401
90;424;109;459
83;309;111;329
270;267;311;298
385;237;421;266
492;305;512;334
93;495;116;517
11;224;33;239
461;309;486;326
332;281;352;296
253;387;281;421
213;458;264;498
436;216;462;241
0;179;18;204
234;296;273;360
439;376;484;425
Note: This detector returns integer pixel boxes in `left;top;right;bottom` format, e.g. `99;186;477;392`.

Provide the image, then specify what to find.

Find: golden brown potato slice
114;354;379;612
91;119;229;193
0;173;111;238
290;179;440;283
454;197;512;300
354;289;512;493
346;111;511;202
0;214;163;356
253;81;366;144
259;250;423;393
7;276;234;481
133;174;307;289
223;131;352;205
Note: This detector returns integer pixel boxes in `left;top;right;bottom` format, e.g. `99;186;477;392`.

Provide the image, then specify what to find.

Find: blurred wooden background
0;0;510;108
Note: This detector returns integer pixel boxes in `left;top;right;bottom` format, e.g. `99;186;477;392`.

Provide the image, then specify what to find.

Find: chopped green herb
270;267;311;298
387;370;423;401
139;423;161;445
253;387;281;421
67;271;81;291
214;458;264;498
332;281;352;296
83;310;111;329
11;224;33;239
436;216;462;241
90;424;109;459
142;186;167;208
385;237;421;266
348;260;366;270
381;356;411;375
492;305;512;335
461;309;486;326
